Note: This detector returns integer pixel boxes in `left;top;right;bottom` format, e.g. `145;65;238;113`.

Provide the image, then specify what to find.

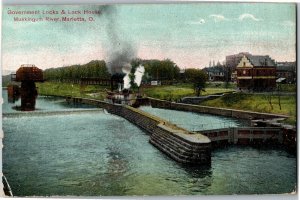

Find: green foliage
43;58;181;84
278;84;296;92
201;93;296;125
184;68;208;96
143;84;195;101
143;84;234;102
206;81;236;89
134;58;180;82
36;82;107;100
43;60;110;81
220;93;248;106
224;81;230;89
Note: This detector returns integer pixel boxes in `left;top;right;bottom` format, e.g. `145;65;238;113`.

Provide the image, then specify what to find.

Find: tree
43;60;110;81
137;58;180;81
185;68;208;96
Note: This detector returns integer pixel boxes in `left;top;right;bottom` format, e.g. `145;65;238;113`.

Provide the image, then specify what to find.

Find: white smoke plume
134;65;145;87
122;64;145;89
122;63;131;89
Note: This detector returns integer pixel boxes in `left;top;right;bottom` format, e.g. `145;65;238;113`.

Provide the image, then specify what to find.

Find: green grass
200;93;296;126
201;88;235;95
142;83;235;101
206;81;237;89
143;84;194;101
38;82;236;102
36;82;108;100
278;84;296;92
36;81;296;126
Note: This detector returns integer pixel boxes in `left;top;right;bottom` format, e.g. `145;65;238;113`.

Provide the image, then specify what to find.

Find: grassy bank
36;82;108;100
142;83;235;101
36;81;296;125
200;93;296;125
37;82;235;101
279;84;296;92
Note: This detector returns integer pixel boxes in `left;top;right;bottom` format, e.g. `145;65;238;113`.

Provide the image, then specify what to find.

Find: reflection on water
2;89;95;113
2;90;297;196
139;106;249;131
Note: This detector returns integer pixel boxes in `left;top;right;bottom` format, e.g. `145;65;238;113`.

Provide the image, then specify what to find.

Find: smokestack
110;73;125;91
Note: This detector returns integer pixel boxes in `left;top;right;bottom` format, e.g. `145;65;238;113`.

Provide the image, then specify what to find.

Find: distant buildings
202;52;295;91
226;52;252;70
236;54;276;91
276;62;296;84
203;61;226;82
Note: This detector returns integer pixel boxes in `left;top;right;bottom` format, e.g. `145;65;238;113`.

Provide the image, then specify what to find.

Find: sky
2;3;296;73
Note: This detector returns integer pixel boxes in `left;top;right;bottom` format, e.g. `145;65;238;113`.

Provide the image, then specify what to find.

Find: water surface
2;89;95;113
139;106;248;131
2;90;296;196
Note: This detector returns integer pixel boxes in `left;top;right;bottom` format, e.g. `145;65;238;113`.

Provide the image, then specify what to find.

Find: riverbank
200;93;296;126
36;82;236;101
36;82;107;100
35;82;296;125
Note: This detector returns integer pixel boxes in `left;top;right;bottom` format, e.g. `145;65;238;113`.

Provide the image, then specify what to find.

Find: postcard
1;2;297;197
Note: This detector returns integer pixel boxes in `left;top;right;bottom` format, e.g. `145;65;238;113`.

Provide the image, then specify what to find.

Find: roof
226;52;252;68
246;55;276;67
15;66;43;81
276;62;296;71
203;66;225;73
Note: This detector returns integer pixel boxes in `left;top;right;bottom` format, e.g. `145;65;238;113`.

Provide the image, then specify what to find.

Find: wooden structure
236;55;276;91
80;77;111;86
14;64;44;111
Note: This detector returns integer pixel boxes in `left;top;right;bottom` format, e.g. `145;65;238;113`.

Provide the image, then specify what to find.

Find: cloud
281;20;295;27
209;14;229;22
238;13;261;21
187;18;205;25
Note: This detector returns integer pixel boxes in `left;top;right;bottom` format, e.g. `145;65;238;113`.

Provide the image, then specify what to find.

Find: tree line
43;60;110;81
131;58;180;81
43;58;207;93
43;59;183;82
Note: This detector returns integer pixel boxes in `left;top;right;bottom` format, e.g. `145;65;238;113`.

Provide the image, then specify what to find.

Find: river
2;90;296;196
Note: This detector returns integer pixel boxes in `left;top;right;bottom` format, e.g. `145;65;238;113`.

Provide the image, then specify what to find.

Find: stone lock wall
71;97;212;165
148;97;289;120
148;97;296;152
67;97;296;163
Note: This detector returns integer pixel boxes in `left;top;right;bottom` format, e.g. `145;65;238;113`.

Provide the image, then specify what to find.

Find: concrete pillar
20;81;38;111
